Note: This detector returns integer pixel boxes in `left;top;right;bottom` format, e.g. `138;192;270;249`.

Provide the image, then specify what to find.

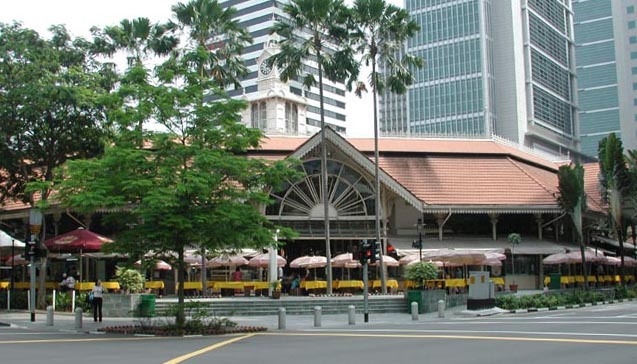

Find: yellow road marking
0;336;170;345
163;334;255;364
258;332;637;346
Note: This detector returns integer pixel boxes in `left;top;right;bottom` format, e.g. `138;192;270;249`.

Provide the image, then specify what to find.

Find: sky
1;0;405;138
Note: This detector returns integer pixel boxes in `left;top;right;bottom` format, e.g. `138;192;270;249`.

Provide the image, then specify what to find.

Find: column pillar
534;213;543;241
489;213;499;241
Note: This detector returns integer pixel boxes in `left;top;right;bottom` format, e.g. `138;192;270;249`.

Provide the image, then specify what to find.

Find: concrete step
154;296;408;316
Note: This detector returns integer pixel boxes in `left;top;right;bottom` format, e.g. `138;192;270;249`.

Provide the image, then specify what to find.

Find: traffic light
387;243;398;259
369;240;380;263
360;240;371;264
24;238;35;258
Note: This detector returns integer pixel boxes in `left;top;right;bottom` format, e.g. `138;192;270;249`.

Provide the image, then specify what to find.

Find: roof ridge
507;157;557;197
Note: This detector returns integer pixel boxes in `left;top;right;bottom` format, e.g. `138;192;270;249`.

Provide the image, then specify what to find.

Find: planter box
405;290;446;314
103;293;144;318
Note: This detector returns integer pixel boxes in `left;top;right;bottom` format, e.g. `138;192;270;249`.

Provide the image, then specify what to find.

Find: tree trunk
176;245;185;327
37;257;48;309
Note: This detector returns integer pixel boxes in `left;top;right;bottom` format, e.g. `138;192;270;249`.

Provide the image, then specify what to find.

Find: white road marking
309;328;637;339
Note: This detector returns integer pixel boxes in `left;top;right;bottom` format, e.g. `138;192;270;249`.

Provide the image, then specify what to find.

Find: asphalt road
2;302;636;364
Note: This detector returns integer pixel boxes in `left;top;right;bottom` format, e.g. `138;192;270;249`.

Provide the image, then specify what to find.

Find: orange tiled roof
378;155;558;206
0;135;606;214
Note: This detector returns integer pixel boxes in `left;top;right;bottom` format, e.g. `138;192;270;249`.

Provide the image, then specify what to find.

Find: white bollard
75;307;83;329
6;290;10;311
278;307;286;330
438;299;445;318
46;305;54;326
348;305;356;325
27;290;30;311
71;290;76;314
411;301;419;320
314;306;322;327
52;290;56;311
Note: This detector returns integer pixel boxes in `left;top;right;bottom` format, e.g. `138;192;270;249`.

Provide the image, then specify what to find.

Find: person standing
92;280;107;322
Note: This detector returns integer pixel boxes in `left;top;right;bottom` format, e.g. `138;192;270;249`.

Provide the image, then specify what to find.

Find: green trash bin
139;294;156;317
549;273;561;290
406;290;424;314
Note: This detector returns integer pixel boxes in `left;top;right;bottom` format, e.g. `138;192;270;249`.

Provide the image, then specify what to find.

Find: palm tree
599;133;631;285
556;164;588;289
268;0;355;294
91;17;178;147
171;0;252;88
347;0;422;293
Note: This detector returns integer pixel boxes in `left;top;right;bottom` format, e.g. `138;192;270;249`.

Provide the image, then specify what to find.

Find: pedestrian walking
92;280;107;322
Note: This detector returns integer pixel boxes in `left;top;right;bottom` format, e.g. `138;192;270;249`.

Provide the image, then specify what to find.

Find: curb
507;297;636;314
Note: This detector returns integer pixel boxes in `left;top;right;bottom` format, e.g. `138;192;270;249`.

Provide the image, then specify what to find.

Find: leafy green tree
598;133;631;285
555;164;588;288
0;23;116;308
268;0;355;294
347;0;422;294
44;0;299;327
507;233;522;285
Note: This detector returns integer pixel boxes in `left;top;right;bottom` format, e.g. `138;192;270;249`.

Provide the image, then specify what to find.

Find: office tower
573;0;637;156
219;0;348;134
382;0;579;158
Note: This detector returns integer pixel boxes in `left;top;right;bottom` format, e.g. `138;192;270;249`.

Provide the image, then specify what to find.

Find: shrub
115;267;144;293
404;262;439;289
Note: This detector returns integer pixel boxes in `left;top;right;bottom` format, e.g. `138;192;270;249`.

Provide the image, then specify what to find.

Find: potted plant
270;280;281;299
508;233;522;292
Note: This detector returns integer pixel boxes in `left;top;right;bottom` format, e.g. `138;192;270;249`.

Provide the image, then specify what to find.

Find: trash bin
139;294;156;317
406;290;424;314
549;273;561;290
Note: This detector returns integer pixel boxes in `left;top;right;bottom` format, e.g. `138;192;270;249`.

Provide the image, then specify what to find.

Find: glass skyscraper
382;0;579;159
219;0;348;133
573;0;637;157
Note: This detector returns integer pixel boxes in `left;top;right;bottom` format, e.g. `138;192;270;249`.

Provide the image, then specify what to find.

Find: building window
285;102;298;134
631;36;637;44
634;98;637;106
629;6;635;14
632;52;637;60
630;21;636;29
634;82;637;90
251;101;267;130
633;67;637;74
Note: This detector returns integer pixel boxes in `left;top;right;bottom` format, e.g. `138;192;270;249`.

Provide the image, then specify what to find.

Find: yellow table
243;282;276;290
335;280;364;289
425;279;445;289
587;276;597;283
101;281;120;290
211;281;244;290
176;282;203;291
404;280;418;289
75;282;95;291
370;279;399;289
445;279;467;288
13;282;59;290
490;277;505;286
0;282;9;289
145;281;165;290
301;281;327;290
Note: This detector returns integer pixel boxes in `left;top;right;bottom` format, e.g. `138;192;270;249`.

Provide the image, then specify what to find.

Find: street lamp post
412;218;424;261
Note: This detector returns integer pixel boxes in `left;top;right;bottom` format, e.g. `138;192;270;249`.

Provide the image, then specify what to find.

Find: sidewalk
0;304;484;333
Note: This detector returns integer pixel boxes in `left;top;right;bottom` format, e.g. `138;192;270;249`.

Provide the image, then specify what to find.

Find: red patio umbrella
5;254;29;266
44;228;113;253
44;228;114;282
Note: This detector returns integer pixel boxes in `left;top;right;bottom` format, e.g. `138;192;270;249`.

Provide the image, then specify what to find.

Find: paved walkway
0;303;493;333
